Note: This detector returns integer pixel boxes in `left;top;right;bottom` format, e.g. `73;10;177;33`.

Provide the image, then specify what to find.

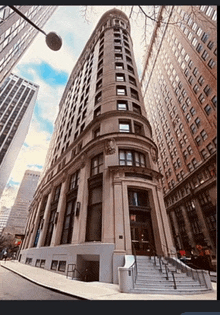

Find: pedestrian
3;250;8;262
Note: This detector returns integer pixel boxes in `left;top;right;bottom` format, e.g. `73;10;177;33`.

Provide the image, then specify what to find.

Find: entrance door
131;224;154;256
128;189;155;256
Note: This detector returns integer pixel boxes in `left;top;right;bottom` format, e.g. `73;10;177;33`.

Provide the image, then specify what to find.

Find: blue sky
0;5;154;208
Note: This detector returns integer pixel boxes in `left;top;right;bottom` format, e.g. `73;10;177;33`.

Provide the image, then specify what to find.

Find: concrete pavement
0;260;217;300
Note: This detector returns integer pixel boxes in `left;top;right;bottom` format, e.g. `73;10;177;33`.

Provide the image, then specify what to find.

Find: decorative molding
105;138;116;155
150;147;157;163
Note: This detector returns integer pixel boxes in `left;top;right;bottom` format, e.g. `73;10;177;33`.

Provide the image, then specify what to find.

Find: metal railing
66;264;83;280
130;243;137;286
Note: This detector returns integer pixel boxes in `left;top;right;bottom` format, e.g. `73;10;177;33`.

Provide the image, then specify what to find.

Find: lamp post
8;5;62;51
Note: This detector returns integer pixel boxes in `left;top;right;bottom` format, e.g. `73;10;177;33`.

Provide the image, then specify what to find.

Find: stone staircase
130;256;211;294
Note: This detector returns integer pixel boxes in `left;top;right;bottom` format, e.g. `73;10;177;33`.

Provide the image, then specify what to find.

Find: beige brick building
141;6;217;266
20;8;174;283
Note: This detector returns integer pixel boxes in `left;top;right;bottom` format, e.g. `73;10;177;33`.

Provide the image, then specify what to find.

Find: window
94;106;101;118
198;93;205;104
127;64;134;74
208;59;215;69
69;170;80;191
126;56;132;64
134;122;144;135
186;113;191;122
198;75;204;86
115;46;122;52
130;88;139;100
192;38;197;46
201;50;209;60
201;32;209;43
196;27;203;36
190;107;196;116
200;129;208;140
195;117;201;129
211;95;217;107
207;143;215;154
61;199;76;244
193;67;199;77
116;86;126;96
187;145;193;155
97;68;103;80
132;103;141;114
119;149;146;167
187;163;194;172
86;184;102;242
207;41;214;50
128;189;150;208
91;153;103;176
115;62;124;70
204;85;211;96
119;120;131;133
95;91;102;105
117;100;128;110
58;261;66;272
94;127;100;138
192;158;197;168
188;76;194;85
54;184;61;202
116;73;125;82
186;97;191;105
193;84;199;94
204;104;212;115
190;124;197;134
115;53;123;60
196;43;203;53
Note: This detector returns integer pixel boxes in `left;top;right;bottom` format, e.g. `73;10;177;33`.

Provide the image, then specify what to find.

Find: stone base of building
19;243;125;284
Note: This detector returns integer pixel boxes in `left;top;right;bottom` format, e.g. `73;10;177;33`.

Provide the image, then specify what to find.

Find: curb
0;264;89;300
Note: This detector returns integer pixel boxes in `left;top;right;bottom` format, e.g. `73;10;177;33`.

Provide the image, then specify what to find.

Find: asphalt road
0;266;79;300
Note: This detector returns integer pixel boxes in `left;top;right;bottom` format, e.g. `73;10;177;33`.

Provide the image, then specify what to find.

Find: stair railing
66;263;83;280
131;242;138;284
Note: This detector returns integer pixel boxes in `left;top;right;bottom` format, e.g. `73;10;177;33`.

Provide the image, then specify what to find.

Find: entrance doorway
128;188;155;256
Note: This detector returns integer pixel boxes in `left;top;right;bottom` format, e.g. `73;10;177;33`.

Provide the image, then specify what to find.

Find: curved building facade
20;9;174;283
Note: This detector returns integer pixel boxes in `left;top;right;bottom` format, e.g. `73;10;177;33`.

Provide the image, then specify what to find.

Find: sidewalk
0;260;217;300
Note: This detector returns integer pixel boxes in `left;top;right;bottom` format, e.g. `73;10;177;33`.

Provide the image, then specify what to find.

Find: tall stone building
0;5;57;85
0;73;39;199
3;170;40;237
141;6;217;264
20;8;174;283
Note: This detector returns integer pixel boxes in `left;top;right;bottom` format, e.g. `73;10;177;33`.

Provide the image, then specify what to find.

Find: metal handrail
66;263;83;280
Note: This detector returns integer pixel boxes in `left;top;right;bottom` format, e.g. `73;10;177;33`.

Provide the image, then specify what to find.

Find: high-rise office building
0;5;57;84
0;205;10;233
141;6;217;264
3;170;40;236
0;73;39;199
20;8;174;284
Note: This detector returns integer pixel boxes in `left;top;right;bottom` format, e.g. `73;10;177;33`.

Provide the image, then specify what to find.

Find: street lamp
8;5;62;51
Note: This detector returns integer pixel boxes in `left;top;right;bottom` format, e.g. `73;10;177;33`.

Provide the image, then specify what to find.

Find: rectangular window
201;129;208;140
134;122;144;135
204;104;212;115
204;85;211;96
130;88;139;100
201;50;209;60
115;62;124;70
69;170;80;191
119;120;131;133
208;59;215;69
116;86;126;96
132;103;141;114
61;199;76;244
129;75;136;86
117;100;128;110
94;127;100;138
86;184;102;242
196;43;203;53
58;261;66;272
116;73;125;82
91;153;103;176
201;32;209;43
119;149;146;167
198;75;204;86
190;124;197;134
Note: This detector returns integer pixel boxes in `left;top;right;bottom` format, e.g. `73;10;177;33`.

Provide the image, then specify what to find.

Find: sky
0;5;156;210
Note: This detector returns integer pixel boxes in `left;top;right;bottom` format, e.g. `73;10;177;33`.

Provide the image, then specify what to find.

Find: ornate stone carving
80;153;86;168
105;138;116;155
150;147;157;163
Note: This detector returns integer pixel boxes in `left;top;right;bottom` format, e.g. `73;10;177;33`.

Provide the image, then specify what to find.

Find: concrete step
130;287;209;295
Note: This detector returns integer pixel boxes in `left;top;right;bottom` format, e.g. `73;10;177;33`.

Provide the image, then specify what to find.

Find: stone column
37;187;54;248
51;176;69;246
180;204;196;250
113;174;125;253
169;210;181;249
26;198;44;249
193;197;213;249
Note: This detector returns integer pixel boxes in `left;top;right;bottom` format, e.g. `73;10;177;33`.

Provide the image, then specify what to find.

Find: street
0;266;79;300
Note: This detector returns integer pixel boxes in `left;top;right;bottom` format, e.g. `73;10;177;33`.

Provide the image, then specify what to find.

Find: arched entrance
128;188;155;256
